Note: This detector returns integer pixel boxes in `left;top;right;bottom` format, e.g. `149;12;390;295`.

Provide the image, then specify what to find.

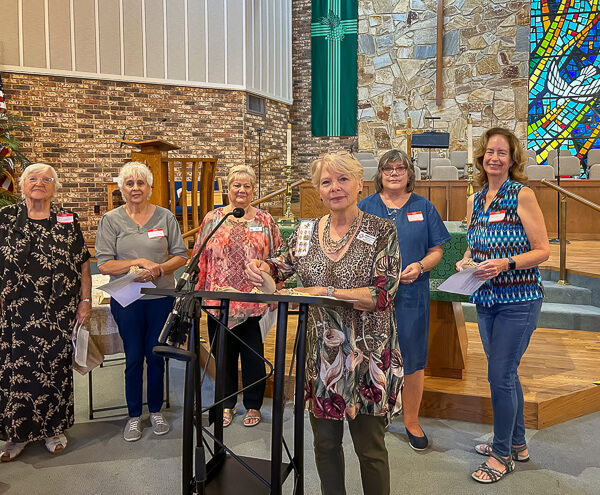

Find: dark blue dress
359;193;450;374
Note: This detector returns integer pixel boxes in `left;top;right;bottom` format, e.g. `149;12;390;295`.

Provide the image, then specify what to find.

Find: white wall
0;0;292;104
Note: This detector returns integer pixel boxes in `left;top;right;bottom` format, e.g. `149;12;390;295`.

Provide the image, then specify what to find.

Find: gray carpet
2;359;599;495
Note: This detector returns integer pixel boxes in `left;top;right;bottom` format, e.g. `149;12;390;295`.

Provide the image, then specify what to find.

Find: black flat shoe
406;427;428;451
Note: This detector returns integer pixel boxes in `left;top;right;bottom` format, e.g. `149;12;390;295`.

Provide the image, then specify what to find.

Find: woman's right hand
134;258;162;281
246;259;269;286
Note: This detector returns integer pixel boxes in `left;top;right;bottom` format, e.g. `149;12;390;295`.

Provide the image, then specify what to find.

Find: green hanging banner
311;0;358;137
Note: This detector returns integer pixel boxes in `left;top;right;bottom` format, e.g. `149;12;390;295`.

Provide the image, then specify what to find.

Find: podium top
142;288;355;310
119;139;180;152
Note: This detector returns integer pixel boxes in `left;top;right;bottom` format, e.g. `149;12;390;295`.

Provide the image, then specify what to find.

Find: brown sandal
243;409;261;427
223;408;236;427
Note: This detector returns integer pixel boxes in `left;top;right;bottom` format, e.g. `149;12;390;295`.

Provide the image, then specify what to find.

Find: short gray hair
117;162;154;200
19;163;61;198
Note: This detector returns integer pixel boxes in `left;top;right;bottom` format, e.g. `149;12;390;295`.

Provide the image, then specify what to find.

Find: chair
360;158;379;170
431;158;452;169
551;156;581;177
528;156;537;166
416;152;432;172
355;152;377;163
586;149;600;175
449;151;468;168
414;166;421;180
547;149;573;166
526;164;555;180
431;166;459;180
363;166;378;181
526;149;536;161
589;164;600;179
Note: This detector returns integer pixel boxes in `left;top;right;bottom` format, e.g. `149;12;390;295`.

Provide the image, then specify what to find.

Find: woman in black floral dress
0;163;92;461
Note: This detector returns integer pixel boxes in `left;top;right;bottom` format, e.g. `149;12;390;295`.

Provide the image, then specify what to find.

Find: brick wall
3;72;290;235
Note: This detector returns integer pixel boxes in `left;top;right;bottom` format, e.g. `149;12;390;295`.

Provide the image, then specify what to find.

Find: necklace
322;212;361;254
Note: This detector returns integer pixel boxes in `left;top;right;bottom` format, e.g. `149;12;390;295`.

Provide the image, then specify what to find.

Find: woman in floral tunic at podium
247;150;403;495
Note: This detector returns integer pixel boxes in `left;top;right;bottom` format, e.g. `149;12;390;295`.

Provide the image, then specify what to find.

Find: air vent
247;94;266;115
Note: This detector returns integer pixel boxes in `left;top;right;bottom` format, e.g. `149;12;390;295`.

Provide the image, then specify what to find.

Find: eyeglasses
381;166;408;176
26;177;55;184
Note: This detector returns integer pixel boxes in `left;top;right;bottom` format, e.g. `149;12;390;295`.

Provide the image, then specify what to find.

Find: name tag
407;211;424;222
296;220;315;256
147;228;164;239
57;213;73;224
249;226;263;232
357;231;376;245
489;210;506;223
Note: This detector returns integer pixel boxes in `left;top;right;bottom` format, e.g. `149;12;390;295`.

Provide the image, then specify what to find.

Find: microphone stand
120;118;168;148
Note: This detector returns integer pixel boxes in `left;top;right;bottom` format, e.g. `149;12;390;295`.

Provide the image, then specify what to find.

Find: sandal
243;409;261;427
471;451;515;484
45;434;67;454
475;442;530;462
0;441;28;462
223;408;237;427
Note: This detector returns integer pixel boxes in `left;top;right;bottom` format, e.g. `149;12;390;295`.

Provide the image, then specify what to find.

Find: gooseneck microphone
175;207;245;292
120;118;168;147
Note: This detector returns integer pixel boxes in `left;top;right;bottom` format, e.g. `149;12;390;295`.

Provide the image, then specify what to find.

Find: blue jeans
476;298;543;457
110;297;174;417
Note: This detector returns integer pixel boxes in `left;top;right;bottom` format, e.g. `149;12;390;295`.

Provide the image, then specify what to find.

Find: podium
143;288;353;495
120;139;180;208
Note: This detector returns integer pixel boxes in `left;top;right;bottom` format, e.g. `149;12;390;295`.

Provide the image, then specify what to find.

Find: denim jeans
476;298;543;457
110;297;174;417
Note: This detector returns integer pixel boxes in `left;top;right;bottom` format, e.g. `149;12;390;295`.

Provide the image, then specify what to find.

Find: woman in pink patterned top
193;165;283;427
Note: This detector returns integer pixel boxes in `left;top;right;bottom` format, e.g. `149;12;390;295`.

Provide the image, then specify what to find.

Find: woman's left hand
76;300;92;325
474;259;507;280
400;263;421;284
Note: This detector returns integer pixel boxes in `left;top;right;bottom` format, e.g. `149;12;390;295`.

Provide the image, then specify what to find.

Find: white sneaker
150;413;170;436
124;417;142;442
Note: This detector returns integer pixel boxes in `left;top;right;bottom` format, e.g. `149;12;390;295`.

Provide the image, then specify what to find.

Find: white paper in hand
98;272;155;307
437;267;485;296
74;323;89;367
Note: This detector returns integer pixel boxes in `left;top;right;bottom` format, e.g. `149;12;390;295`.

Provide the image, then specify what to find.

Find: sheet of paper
437;267;485;295
73;323;89;367
98;272;155;307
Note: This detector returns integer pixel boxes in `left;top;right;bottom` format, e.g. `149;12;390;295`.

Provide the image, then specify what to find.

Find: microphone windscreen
232;207;245;218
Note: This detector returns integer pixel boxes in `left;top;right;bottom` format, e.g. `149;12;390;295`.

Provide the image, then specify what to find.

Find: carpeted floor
2;359;599;495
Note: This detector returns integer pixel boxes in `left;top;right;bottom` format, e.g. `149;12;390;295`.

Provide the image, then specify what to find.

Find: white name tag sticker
357;231;376;245
249;226;263;232
489;210;506;223
296;220;315;256
147;228;165;239
57;213;74;223
407;211;424;222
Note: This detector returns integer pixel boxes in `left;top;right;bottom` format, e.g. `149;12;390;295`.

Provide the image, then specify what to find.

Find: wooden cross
436;0;443;106
395;117;426;158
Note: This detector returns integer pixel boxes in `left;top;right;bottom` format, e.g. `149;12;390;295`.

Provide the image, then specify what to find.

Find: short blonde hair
227;164;256;188
311;150;363;188
19;163;61;198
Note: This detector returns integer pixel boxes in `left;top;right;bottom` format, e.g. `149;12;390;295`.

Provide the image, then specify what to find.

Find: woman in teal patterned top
456;128;550;484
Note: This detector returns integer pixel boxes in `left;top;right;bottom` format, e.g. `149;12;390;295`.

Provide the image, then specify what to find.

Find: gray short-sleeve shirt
95;205;187;299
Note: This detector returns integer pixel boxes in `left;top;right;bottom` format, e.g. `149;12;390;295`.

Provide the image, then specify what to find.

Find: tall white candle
467;116;473;164
287;123;292;168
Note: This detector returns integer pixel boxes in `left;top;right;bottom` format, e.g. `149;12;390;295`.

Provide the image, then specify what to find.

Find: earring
359;190;362;194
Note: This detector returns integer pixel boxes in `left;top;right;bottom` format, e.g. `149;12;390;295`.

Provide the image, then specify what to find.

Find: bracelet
418;261;425;275
80;298;91;303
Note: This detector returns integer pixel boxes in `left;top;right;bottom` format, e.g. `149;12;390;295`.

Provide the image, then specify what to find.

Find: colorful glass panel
529;1;600;177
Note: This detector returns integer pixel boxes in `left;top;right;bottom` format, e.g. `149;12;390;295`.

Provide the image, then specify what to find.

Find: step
462;302;600;332
542;281;592;306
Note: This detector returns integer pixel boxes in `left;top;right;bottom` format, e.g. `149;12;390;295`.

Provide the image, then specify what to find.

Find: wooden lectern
120;139;180;208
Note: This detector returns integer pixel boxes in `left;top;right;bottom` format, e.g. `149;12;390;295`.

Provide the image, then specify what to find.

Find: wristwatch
327;286;335;297
507;256;516;271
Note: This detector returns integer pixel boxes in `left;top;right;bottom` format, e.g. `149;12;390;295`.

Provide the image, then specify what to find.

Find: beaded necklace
322;211;361;254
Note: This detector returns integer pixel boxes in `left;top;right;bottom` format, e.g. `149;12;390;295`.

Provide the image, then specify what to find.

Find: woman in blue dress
359;150;450;451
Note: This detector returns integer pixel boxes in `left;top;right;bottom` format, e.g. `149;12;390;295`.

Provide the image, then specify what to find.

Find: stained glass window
529;0;600;177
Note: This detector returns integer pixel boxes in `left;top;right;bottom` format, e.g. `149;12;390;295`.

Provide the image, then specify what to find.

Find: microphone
175;207;245;291
251;127;265;133
157;297;182;344
120;118;168;147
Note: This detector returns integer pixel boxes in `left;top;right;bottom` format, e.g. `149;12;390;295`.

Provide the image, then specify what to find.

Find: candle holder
461;162;474;227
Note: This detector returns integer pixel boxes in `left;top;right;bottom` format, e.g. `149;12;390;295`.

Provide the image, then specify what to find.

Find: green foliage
0;112;31;205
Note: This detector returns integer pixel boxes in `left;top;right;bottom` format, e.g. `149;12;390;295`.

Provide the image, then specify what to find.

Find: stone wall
358;0;530;158
2;72;289;234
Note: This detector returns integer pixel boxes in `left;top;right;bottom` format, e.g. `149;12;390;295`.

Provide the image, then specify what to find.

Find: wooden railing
541;178;600;284
165;157;217;234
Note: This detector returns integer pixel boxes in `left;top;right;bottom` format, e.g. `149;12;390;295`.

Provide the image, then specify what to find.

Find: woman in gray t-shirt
95;162;187;442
